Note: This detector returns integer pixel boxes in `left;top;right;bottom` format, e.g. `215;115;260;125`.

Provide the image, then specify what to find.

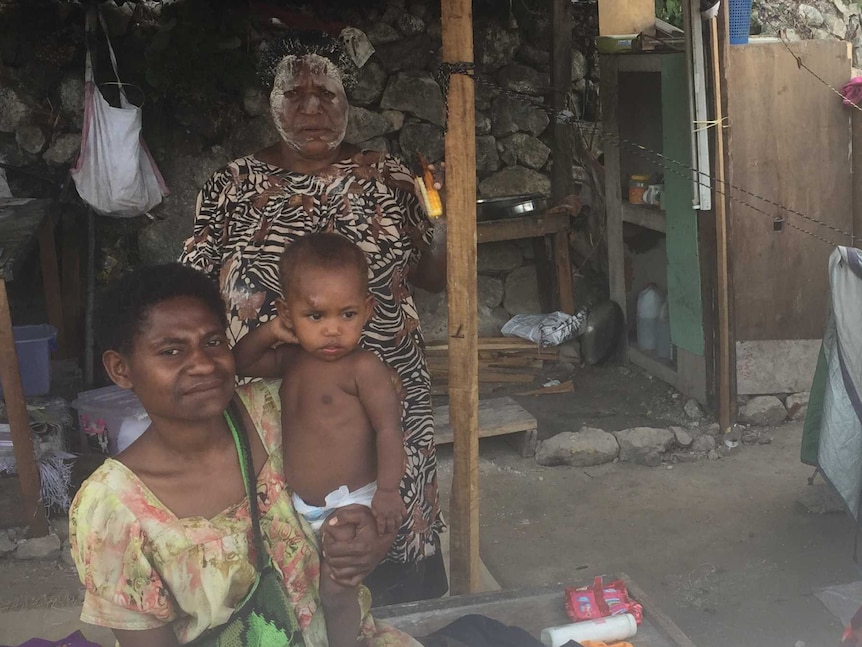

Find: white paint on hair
269;54;348;151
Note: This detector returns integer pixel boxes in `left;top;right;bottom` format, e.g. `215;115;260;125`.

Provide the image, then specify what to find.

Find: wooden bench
433;396;538;457
375;573;697;647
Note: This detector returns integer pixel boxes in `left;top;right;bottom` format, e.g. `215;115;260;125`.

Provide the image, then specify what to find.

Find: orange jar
628;175;649;204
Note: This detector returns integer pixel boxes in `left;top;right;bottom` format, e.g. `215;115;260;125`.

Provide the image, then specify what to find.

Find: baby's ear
363;294;375;321
275;298;293;326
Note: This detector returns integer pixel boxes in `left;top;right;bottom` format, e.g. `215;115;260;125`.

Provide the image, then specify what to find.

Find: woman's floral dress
179;150;443;563
69;380;417;646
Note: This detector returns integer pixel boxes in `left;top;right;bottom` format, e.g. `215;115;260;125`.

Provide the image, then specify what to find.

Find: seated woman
68;263;419;647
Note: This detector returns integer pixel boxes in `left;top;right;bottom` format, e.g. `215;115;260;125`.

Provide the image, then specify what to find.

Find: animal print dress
180;150;443;563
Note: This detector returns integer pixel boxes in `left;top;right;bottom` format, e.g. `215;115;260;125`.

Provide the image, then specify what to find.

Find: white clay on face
269;54;348;152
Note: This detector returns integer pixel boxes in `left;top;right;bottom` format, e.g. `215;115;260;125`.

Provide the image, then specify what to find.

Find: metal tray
476;194;547;222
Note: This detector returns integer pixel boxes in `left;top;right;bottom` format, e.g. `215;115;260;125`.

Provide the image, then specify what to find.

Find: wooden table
0;198;65;537
376;573;696;647
477;213;575;315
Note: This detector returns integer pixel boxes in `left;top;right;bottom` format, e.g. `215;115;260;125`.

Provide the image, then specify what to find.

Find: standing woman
180;31;447;604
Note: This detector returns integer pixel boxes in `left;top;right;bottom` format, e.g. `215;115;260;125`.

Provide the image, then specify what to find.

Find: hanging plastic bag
70;9;167;218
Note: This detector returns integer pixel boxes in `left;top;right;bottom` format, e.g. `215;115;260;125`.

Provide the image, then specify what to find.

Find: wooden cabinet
600;52;709;404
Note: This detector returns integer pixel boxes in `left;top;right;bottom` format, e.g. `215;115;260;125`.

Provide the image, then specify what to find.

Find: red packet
564;577;644;624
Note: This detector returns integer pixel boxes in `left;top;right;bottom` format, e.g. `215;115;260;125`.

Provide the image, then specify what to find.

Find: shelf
622;202;666;232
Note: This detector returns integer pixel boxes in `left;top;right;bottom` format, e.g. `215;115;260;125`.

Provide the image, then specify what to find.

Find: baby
233;232;407;540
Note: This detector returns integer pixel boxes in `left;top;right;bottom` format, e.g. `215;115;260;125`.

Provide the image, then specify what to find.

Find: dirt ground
0;362;856;647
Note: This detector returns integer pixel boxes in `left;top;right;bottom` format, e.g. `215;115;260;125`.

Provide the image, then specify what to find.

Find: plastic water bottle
540;614;638;647
636;284;663;351
656;298;672;359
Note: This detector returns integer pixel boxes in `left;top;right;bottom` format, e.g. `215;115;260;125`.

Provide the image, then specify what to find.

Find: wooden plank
551;0;575;205
554;230;575;314
477;213;570;243
433;397;538;457
427;337;544;351
0;279;49;537
709;16;732;432
598;0;654;37
726;40;853;340
622;202;666;232
599;55;627;323
441;0;480;595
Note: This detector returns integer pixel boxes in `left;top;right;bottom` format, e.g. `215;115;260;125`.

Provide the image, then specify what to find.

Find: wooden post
0;279;49;537
709;16;733;435
440;0;480;594
550;0;576;313
38;216;66;358
550;0;574;204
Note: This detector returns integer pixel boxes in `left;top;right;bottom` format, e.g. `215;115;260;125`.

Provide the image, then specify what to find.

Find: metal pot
579;300;624;365
476;194;547;222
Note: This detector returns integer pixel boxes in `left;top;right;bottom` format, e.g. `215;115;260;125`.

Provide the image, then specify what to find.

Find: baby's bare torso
279;348;377;505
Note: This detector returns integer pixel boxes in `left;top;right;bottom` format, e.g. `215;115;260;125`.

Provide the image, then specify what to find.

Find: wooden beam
0;279;49;537
709;16;733;434
440;0;480;594
598;56;626;322
550;0;574;203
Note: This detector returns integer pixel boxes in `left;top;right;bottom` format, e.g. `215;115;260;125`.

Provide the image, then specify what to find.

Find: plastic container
729;0;753;45
636;284;663;351
628;175;649;204
656;299;672;359
0;325;58;397
73;385;150;455
541;614;638;647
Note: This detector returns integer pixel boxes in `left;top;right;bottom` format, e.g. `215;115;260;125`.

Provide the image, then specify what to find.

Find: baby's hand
371;489;406;536
267;316;299;346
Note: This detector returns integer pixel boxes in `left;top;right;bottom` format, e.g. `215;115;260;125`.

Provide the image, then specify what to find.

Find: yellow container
628;175;649;204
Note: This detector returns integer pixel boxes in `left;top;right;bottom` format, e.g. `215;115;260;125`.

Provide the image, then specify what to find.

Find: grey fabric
817;247;862;519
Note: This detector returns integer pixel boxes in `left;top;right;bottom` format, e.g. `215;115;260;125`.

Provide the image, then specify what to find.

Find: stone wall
0;0;600;339
753;0;862;67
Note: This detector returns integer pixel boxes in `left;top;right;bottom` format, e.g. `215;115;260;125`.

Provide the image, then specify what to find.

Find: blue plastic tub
729;0;753;45
0;325;58;397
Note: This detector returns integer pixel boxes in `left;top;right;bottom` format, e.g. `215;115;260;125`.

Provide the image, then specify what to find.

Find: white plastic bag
501;310;588;347
70;10;167;217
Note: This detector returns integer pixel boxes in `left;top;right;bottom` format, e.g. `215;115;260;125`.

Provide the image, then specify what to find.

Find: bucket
73;385;150;455
729;0;752;45
0;325;58;397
